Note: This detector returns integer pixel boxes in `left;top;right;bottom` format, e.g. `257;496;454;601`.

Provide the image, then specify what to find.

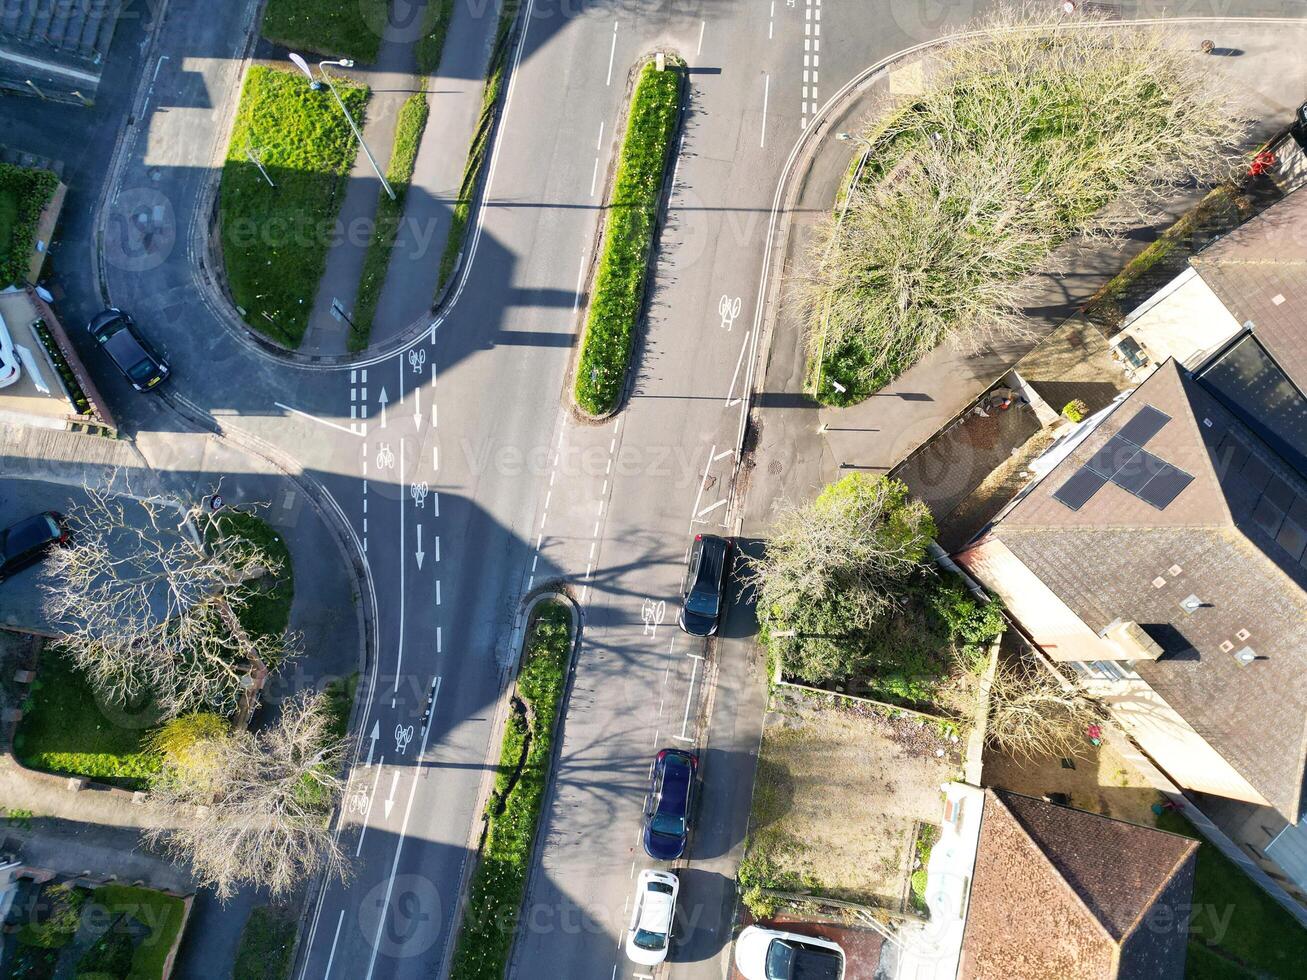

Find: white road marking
323;910;345;977
688;443;716;525
436;579;442;605
597;120;605;150
591;157;600;197
697;498;728;519
364;676;441;980
697;19;705;55
394;439;407;695
760;73;770;148
680;657;700;738
355;753;386;855
274;402;363;437
606;21;618;86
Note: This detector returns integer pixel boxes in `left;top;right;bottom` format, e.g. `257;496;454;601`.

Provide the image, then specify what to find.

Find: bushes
32;319;91;415
0;163;58;287
573;61;682;415
234;906;297;980
449;603;571;980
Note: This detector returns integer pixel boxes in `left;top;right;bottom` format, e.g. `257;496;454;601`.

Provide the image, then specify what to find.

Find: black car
678;534;730;636
643;748;697;860
0;511;68;582
88;309;169;391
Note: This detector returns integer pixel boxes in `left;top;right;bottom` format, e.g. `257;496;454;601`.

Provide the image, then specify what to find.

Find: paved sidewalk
770;21;1307;485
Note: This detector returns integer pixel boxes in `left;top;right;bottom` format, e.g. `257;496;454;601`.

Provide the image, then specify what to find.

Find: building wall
1115;268;1244;374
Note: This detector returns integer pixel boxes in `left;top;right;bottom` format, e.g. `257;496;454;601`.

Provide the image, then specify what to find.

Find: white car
625;869;679;965
0;312;20;388
735;925;846;980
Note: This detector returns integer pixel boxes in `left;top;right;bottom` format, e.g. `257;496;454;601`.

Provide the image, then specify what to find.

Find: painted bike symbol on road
641;597;666;637
410;481;429;508
408;348;426;374
349;788;369;815
718;294;742;331
375;443;395;470
394;724;415;754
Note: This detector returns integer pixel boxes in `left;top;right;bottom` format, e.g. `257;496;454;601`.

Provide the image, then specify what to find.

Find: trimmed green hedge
449;603;572;980
350;91;430;351
219;66;368;348
0;163;58;286
573;61;681;416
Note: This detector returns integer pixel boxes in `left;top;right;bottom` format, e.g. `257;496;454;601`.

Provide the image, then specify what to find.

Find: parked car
625;869;679;965
735;926;845;980
88;309;169;391
0;511;68;582
677;533;731;636
643;748;697;860
0;311;21;388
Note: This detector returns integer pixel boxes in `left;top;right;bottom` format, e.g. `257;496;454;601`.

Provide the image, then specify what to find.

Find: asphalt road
7;1;1307;979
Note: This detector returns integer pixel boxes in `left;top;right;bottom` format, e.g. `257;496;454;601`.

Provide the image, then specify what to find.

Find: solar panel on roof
1112;449;1168;494
1136;465;1195;509
1115;405;1171;446
1053;468;1109;510
1085;434;1140;479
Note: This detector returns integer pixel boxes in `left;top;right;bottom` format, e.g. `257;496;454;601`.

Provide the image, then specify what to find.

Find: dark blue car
643;748;698;860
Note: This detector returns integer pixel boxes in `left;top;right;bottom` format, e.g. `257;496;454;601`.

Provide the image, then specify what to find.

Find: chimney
1100;619;1165;661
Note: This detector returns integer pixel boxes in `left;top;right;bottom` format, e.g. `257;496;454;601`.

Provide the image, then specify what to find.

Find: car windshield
650;811;685;836
766;941;796;978
633;928;667;951
766;940;841;980
126;357;158;383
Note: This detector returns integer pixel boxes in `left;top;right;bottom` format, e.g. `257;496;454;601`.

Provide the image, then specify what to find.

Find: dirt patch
746;688;963;910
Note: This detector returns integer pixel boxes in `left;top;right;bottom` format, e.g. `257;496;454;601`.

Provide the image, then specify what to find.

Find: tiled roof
1192;186;1307;391
959;790;1197;980
991;361;1307;820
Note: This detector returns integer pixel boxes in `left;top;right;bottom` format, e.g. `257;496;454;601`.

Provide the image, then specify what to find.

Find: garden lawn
1155;809;1307;978
573;60;681;415
351;91;430;350
0;163;58;286
234;905;297;980
220;66;368;348
449;602;571;980
260;0;388;63
13;646;163;789
91;884;187;980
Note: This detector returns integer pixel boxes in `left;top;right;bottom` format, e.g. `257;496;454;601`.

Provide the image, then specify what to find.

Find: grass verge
415;0;456;75
449;601;572;980
220;66;368;348
349;91;430;351
436;0;520;294
234;905;298;980
92;884;187;979
0;163;58;286
13;646;163;789
1154;809;1307;978
259;0;388;63
203;509;295;643
573;60;681;416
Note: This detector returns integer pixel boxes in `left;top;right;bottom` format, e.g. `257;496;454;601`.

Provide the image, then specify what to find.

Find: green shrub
573;61;682;415
18;884;85;948
1061;399;1087;422
76;923;135;977
0;163;58;286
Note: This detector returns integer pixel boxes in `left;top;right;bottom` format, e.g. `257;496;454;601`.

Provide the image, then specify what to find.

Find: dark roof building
959;789;1198;980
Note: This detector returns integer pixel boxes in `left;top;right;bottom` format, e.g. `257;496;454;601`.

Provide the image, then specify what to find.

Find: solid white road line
394;440;407;697
697;19;705;55
680;657;700;738
355;755;387;856
606;21;618;85
688;443;716;526
323;910;345;977
274;402;364;437
365;676;441;980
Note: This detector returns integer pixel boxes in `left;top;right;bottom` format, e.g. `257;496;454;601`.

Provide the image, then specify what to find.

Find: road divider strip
573;56;685;417
448;599;576;980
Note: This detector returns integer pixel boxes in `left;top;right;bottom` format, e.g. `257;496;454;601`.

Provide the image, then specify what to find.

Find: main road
43;0;1289;978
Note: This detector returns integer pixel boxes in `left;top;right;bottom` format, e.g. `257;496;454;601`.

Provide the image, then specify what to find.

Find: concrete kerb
462;589;581;980
565;52;688;424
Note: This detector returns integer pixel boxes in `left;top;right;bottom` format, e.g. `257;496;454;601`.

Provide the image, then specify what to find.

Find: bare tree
805;3;1247;398
144;691;350;900
986;654;1102;762
41;487;297;718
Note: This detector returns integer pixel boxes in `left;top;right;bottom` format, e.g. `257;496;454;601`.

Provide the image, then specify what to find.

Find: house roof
987;360;1307;820
1191;185;1307;391
959;789;1197;980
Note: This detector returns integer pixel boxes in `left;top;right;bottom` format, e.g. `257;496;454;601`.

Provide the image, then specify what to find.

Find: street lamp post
288;53;396;201
812;132;873;397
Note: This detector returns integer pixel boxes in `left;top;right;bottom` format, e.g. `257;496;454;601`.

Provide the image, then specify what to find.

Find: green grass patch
349;91;430;351
909;822;938;914
203;508;295;643
90;884;187;980
449;602;572;980
1154;809;1307;978
234;905;297;980
0;163;58;286
436;0;520;294
573;61;682;416
414;0;456;75
220;65;369;348
259;0;388;63
13;646;163;789
323;672;359;743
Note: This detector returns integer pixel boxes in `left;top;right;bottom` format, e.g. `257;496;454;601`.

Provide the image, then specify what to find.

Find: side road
774;19;1307;481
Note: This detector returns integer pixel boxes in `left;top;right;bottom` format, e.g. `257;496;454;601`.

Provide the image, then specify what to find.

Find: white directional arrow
415;524;425;569
384;771;400;819
364;720;380;768
378;387;389;428
412;387;422;429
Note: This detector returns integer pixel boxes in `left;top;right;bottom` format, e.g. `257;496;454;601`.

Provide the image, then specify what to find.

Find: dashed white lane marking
591;156;600;197
761;73;770;148
606;20;618;85
801;0;822;127
697;19;705;54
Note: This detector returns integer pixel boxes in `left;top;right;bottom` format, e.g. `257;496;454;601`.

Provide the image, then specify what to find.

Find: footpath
298;0;500;354
757;20;1307;492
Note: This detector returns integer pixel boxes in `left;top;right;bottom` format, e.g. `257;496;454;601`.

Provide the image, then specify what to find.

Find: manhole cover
769;460;783;475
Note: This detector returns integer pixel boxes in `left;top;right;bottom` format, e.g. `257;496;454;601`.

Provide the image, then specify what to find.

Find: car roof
637;881;675;934
102;325;148;364
2;513;56;558
657;754;692;809
693;536;726;589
